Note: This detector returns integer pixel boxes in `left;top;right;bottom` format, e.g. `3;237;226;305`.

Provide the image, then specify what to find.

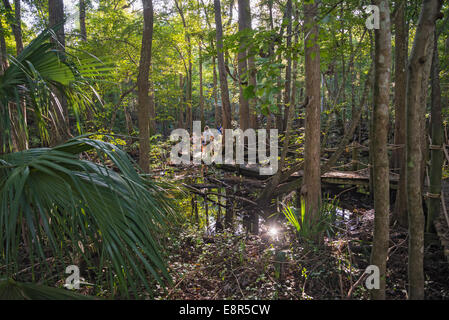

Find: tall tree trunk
303;0;321;241
282;0;292;132
370;0;391;300
406;0;442;300
246;2;257;130
48;0;65;47
0;19;7;73
199;43;205;129
214;0;232;131
79;0;87;41
178;74;185;129
48;0;69;141
137;0;154;173
149;74;156;136
393;0;408;227
212;56;221;128
175;0;193;133
427;30;443;233
2;0;23;54
2;0;28;151
237;0;249;131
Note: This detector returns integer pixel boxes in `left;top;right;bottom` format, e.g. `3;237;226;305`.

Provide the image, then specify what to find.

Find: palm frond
0;279;94;300
0;28;110;151
0;137;177;297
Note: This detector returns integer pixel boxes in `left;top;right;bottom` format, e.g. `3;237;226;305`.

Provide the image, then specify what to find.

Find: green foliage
0;137;178;297
282;195;340;242
0;27;107;150
0;279;94;300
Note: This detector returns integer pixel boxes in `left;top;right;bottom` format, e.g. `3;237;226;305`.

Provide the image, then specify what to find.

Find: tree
237;0;249;131
427;28;443;232
406;0;443;300
48;0;69;139
137;0;154;173
246;1;257;129
214;0;232;131
174;0;193;133
2;0;23;54
80;0;87;41
393;0;408;227
282;0;292;133
370;0;392;300
48;0;65;47
303;0;321;240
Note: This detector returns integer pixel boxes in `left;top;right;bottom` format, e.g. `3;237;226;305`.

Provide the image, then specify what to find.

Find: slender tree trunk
237;0;249;131
199;44;205;130
48;0;65;47
175;0;193;133
303;1;321;241
48;0;69;140
370;0;391;300
79;0;87;41
406;0;442;300
1;0;27;151
427;30;443;233
212;56;221;128
149;74;156;136
2;0;23;54
246;2;257;130
137;0;154;173
178;74;185;129
187;57;193;132
214;0;232;131
282;0;292;132
393;0;409;227
0;19;7;73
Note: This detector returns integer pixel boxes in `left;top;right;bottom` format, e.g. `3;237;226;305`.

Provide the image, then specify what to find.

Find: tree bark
137;0;154;173
212;56;221;128
214;0;232;131
48;0;65;47
406;0;442;300
282;0;292;132
2;0;23;54
178;74;185;129
237;0;249;131
393;0;409;227
175;0;193;133
48;0;69;140
0;19;7;73
79;0;87;41
199;43;205;130
370;0;391;300
427;30;443;233
303;0;321;241
246;2;257;130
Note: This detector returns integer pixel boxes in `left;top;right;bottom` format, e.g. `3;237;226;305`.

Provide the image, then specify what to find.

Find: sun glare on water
268;226;279;238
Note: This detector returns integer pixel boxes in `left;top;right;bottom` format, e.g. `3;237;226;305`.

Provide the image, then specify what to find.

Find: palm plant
0;137;177;297
0;28;177;298
0;27;106;152
283;195;340;242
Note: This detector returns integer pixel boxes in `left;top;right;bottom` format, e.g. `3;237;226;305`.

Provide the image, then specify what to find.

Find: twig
346;272;368;299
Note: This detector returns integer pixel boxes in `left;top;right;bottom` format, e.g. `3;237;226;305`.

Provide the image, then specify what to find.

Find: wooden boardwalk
219;163;399;188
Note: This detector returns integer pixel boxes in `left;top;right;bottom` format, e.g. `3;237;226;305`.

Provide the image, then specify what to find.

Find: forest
0;0;448;302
